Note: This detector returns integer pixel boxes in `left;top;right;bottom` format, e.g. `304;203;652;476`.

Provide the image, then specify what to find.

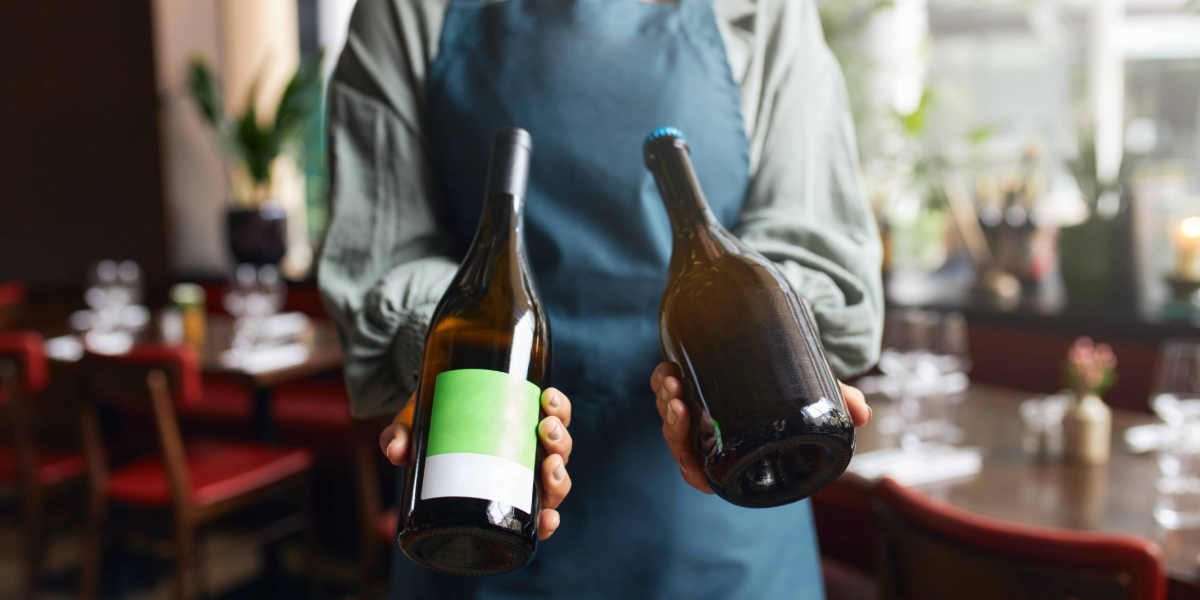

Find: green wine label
421;369;540;513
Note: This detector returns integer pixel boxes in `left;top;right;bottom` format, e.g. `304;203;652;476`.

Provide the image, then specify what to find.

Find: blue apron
395;0;825;597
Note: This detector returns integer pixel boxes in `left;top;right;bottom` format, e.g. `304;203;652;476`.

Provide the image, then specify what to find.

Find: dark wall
0;0;167;296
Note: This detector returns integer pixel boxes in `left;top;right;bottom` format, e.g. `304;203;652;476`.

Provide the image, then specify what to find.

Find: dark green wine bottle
644;127;854;508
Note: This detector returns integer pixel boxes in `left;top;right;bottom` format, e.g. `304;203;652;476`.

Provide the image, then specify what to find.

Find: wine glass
116;259;143;306
223;264;256;318
880;310;941;449
81;260;143;353
1151;339;1200;529
84;260;119;316
880;309;932;380
246;264;286;320
918;312;971;443
225;264;259;349
225;264;287;350
927;311;971;376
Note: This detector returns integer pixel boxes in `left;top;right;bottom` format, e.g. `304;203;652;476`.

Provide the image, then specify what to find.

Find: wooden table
854;383;1200;597
198;316;343;442
45;314;344;443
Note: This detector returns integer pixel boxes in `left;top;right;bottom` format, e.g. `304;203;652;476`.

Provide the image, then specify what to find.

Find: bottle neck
462;193;527;288
646;139;724;253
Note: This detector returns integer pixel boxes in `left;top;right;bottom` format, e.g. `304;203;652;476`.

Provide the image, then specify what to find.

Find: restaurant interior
3;0;1200;598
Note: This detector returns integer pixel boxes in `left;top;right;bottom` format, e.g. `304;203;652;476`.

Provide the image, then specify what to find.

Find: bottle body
645;128;854;508
398;128;550;575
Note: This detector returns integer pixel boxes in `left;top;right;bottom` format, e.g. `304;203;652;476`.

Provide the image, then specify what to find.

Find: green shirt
319;0;884;418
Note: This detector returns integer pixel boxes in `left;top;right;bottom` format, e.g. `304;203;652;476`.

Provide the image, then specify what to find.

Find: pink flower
1096;343;1117;369
1065;336;1117;396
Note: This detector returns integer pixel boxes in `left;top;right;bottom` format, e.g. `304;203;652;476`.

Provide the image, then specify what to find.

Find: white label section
421;452;534;514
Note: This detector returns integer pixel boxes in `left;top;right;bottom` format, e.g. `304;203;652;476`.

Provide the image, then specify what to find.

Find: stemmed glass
224;264;287;351
1152;340;1200;529
116;260;143;306
918;312;970;444
880;310;933;449
81;260;145;354
926;312;971;377
84;260;118;309
879;309;931;383
879;310;970;449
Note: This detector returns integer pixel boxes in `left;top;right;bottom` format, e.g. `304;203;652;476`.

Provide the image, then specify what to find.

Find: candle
1178;217;1200;281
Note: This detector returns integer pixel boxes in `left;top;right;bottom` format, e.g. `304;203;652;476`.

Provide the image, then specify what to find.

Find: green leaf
897;88;936;136
187;57;224;128
238;104;275;185
187;53;324;191
271;53;325;154
1067;127;1104;208
967;125;993;146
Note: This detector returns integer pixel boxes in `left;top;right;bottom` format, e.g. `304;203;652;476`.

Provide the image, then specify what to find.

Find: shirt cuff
342;257;457;419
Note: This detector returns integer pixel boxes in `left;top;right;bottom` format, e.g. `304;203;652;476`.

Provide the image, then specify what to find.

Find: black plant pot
1058;210;1136;312
226;203;287;266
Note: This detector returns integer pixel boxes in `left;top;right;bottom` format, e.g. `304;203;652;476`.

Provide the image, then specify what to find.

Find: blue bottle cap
645;127;685;146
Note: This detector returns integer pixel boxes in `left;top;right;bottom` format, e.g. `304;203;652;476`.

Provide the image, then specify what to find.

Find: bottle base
717;434;852;508
399;526;534;576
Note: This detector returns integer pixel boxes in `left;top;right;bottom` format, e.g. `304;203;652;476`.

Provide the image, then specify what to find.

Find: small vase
1063;393;1112;466
226;201;288;266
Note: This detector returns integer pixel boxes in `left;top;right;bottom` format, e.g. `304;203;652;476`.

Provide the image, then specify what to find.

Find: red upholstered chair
0;280;28;329
874;478;1167;600
0;331;86;600
177;373;354;456
78;344;320;600
813;474;880;600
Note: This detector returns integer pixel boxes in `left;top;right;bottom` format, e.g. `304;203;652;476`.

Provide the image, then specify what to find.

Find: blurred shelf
886;271;1200;345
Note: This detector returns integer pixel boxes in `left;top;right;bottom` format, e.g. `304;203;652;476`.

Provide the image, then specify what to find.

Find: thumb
380;422;411;466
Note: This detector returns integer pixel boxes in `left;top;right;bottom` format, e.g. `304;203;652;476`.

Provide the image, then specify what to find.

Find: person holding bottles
319;0;881;597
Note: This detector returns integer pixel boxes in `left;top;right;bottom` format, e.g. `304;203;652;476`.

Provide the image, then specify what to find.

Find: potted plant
187;55;322;266
1062;337;1118;466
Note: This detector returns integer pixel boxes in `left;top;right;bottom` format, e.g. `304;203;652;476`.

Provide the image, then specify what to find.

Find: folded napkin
84;330;135;356
220;343;310;374
1121;423;1198;454
848;444;983;487
259;312;310;342
854;372;969;399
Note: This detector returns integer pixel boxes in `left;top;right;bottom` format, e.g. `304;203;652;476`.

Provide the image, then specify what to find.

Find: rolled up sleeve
734;0;884;377
318;0;457;418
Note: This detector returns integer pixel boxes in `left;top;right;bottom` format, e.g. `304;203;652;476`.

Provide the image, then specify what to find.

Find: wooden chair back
875;478;1167;600
0;331;49;489
350;415;399;596
352;419;384;567
81;344;203;512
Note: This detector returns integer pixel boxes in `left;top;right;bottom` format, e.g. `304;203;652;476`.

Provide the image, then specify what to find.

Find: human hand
380;388;574;540
650;362;871;494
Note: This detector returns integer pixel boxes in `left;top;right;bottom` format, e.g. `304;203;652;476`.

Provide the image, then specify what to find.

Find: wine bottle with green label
398;128;550;576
